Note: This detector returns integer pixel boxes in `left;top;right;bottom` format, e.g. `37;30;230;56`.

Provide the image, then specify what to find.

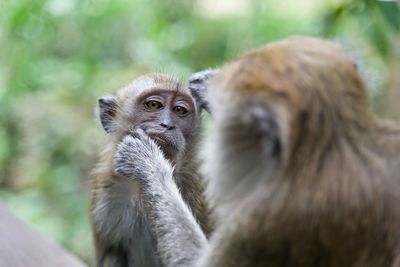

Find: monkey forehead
117;73;187;100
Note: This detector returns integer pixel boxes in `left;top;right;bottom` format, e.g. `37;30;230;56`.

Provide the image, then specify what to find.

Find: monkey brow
137;88;192;102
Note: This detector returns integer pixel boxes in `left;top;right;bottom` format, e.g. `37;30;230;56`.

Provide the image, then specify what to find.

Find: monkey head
201;36;372;213
98;73;199;162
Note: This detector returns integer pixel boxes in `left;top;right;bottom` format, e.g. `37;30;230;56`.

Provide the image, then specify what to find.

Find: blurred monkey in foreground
90;73;211;267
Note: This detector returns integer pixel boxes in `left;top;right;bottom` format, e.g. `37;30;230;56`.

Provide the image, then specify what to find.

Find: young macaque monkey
89;73;211;267
114;36;400;267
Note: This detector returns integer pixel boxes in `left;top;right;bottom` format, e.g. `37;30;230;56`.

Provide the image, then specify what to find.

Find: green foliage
322;0;399;57
0;0;397;264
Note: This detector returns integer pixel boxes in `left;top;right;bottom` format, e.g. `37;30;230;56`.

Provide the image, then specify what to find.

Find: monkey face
134;89;197;160
98;73;199;162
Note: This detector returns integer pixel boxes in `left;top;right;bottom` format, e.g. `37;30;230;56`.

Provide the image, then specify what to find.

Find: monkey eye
145;100;163;111
173;106;188;116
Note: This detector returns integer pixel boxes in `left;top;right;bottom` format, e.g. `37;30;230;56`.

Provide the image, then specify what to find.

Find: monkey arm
114;129;208;267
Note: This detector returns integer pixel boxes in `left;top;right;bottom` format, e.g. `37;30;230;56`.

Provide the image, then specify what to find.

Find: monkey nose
160;123;175;130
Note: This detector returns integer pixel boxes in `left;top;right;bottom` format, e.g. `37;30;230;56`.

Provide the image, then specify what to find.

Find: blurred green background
0;0;399;264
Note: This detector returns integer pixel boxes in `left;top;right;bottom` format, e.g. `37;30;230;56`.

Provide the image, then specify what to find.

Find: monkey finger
130;127;148;139
114;135;151;178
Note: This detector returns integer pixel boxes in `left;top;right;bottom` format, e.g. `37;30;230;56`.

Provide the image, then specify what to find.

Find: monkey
89;73;212;267
113;36;400;267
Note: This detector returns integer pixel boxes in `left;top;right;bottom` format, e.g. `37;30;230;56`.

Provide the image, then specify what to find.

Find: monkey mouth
148;133;181;162
152;135;171;146
147;132;178;150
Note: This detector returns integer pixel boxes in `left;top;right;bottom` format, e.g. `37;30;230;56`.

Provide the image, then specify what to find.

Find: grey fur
189;69;219;113
91;170;162;267
114;130;208;267
114;129;173;182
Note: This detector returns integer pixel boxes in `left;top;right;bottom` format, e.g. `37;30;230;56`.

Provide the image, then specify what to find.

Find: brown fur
201;36;400;267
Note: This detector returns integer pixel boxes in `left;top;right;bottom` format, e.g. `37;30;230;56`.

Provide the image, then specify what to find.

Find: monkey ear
243;105;281;158
189;68;219;114
98;96;117;133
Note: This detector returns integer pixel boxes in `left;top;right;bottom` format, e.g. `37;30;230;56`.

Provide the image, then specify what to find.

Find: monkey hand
189;68;219;113
114;128;174;184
